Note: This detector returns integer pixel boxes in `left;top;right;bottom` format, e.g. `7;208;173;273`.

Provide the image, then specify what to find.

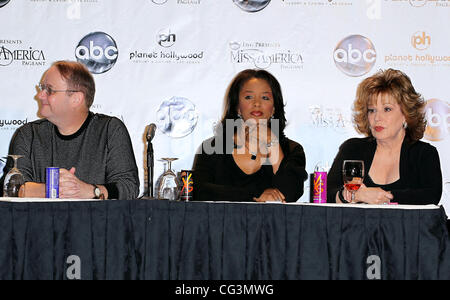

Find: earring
237;113;242;119
403;121;407;129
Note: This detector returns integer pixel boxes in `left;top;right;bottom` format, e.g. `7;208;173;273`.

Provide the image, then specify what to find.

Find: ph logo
158;29;176;48
0;0;10;8
333;35;377;77
411;31;431;51
424;98;450;141
75;32;118;74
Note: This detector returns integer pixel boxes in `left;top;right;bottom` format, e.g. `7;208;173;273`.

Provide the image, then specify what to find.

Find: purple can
46;167;59;198
313;171;327;203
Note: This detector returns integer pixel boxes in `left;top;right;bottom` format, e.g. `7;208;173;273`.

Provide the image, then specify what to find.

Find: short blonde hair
353;68;426;142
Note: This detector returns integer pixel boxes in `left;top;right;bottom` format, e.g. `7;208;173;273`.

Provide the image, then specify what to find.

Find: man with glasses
1;60;139;200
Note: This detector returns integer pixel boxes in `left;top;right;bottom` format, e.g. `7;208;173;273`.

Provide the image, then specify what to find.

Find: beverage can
179;170;193;201
46;167;59;199
313;162;328;203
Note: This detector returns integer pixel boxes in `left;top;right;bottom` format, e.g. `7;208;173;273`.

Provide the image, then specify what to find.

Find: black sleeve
104;118;140;200
192;143;264;202
272;142;307;202
391;145;442;205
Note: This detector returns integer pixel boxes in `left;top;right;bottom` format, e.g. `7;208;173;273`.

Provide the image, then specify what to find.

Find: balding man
1;60;139;200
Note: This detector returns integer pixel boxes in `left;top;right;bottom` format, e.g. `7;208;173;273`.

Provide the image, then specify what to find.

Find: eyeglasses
37;83;80;96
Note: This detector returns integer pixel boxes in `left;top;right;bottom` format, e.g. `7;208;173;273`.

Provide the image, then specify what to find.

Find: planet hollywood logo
158;29;176;48
333;35;376;77
75;32;118;74
411;31;431;51
0;40;46;67
232;0;271;12
385;32;450;67
0;0;10;8
229;41;303;70
130;30;204;64
0;118;28;131
424;98;449;142
156;96;199;138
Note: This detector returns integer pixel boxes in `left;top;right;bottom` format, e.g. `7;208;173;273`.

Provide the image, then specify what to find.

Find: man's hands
59;167;95;199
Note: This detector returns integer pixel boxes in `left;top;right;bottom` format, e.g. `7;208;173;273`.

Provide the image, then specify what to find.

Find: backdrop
0;0;448;215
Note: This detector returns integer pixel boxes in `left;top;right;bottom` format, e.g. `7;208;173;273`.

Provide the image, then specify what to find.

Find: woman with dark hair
193;69;307;202
328;68;442;205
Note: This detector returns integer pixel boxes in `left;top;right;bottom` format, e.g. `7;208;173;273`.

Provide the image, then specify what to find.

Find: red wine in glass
342;160;364;202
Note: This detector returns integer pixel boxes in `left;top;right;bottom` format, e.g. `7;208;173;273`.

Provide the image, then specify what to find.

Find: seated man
1;60;139;200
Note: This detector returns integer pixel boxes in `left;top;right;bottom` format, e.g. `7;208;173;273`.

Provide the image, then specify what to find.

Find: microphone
147;123;156;142
146;123;157;198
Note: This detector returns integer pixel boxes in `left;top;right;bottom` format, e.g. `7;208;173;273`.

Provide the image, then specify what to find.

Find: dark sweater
1;112;139;200
192;136;308;202
327;137;442;205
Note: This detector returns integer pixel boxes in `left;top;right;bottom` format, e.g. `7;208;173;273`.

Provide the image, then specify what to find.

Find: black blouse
327;137;442;205
192;136;308;202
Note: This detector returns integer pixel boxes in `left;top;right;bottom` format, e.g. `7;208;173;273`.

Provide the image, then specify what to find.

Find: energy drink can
179;170;193;201
46;167;59;198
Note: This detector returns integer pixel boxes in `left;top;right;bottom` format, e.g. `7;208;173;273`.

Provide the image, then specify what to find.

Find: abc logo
424;99;450;141
152;0;168;4
233;0;271;13
0;0;10;8
411;31;431;51
75;32;118;74
333;35;377;77
158;29;176;48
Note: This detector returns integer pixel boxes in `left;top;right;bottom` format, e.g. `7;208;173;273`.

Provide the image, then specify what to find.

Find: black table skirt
0;199;448;280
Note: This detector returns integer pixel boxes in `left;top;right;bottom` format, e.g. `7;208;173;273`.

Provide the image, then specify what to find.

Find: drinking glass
155;158;180;201
3;155;25;197
342;160;364;203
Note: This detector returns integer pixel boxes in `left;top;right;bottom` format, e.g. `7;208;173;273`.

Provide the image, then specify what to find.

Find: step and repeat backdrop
0;0;449;213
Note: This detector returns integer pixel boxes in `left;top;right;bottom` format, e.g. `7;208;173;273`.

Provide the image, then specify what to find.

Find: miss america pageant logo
229;41;304;70
0;40;46;67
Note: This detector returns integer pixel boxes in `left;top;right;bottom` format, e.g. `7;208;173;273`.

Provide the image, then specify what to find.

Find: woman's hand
254;188;286;203
341;184;393;204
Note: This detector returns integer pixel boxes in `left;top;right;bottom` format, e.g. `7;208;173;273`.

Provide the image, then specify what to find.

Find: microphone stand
147;139;154;198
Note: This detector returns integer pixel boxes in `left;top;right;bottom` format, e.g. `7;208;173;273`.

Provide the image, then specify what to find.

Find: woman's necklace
245;143;257;160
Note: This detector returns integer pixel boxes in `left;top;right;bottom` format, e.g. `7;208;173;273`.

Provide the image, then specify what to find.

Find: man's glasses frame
37;83;80;96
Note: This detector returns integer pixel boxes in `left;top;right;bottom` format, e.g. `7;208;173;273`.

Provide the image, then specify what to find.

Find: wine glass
342;160;364;203
155;158;181;201
3;155;25;197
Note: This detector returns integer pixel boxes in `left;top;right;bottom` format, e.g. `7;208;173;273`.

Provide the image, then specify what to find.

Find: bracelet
338;188;349;203
266;140;279;148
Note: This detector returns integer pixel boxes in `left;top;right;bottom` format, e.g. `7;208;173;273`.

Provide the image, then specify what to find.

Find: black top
327;137;442;205
192;136;308;202
0;112;140;200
